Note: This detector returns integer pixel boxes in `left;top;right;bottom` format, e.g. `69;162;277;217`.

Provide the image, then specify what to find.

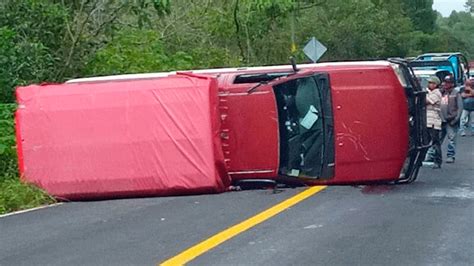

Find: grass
0;103;55;215
0;178;55;214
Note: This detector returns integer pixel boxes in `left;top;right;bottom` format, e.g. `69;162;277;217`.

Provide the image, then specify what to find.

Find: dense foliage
1;0;473;104
0;0;473;212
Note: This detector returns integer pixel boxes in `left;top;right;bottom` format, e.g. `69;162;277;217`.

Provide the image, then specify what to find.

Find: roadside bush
0;103;17;179
0;103;55;215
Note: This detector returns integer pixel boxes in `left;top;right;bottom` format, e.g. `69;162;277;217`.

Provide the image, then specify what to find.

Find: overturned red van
16;60;428;199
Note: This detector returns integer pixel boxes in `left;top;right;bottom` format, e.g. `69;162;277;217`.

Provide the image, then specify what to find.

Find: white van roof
66;61;391;84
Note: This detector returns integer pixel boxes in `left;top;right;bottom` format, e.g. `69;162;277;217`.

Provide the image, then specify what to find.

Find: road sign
303;37;327;63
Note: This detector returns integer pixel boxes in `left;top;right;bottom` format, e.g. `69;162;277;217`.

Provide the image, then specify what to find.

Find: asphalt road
1;136;473;266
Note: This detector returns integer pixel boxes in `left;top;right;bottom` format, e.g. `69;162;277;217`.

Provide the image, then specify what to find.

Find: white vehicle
413;69;451;89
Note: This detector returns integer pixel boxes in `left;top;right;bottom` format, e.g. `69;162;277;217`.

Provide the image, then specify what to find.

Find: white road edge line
0;203;63;218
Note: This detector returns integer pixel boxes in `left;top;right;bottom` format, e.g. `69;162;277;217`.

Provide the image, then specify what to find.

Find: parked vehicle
410;53;470;88
16;60;428;199
413;69;452;89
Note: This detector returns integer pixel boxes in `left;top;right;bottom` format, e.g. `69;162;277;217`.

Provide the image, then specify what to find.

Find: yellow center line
160;185;327;266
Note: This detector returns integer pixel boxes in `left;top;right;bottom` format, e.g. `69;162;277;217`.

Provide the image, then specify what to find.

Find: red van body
200;61;426;185
218;64;409;184
16;60;428;199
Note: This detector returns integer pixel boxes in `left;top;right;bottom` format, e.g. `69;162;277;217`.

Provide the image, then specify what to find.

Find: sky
433;0;467;17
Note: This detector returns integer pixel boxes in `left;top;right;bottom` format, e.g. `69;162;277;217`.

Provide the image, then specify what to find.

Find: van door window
273;73;334;179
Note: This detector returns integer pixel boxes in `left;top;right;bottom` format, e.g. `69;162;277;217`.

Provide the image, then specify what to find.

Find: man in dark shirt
460;78;474;136
439;75;463;163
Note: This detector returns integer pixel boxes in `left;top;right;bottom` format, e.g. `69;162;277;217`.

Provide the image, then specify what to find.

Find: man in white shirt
424;76;443;168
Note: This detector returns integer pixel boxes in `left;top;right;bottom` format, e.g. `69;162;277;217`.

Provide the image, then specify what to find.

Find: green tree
0;0;67;103
293;0;415;60
0;27;56;103
400;0;437;33
466;0;473;12
436;11;474;58
86;28;194;75
0;0;173;102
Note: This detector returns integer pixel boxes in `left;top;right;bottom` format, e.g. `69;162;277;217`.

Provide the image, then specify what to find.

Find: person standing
424;76;443;168
459;78;474;136
440;75;463;163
